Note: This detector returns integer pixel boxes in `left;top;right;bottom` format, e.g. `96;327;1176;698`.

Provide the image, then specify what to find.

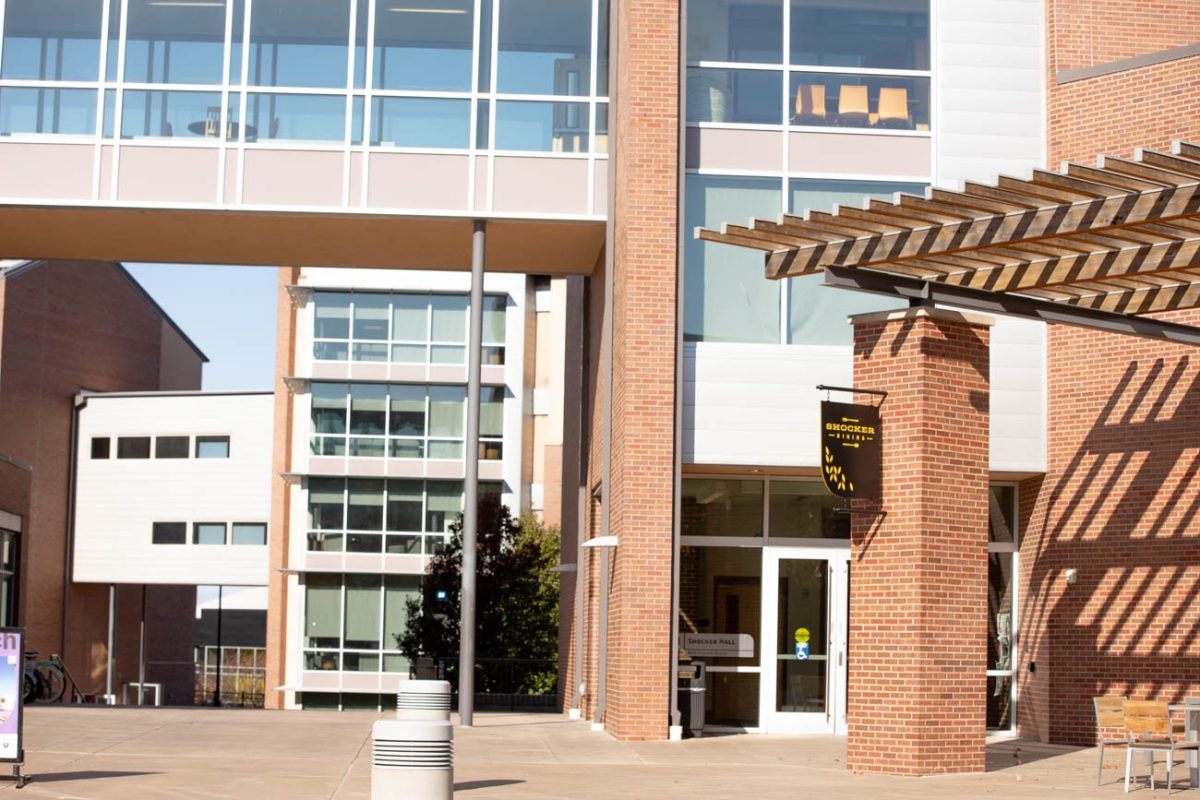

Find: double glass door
760;547;849;734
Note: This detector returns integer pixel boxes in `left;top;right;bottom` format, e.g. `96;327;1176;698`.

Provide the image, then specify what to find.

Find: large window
310;383;503;461
373;1;474;92
686;0;930;131
684;174;924;345
988;484;1018;732
305;477;502;556
313;291;506;365
303;573;419;674
0;0;610;152
124;0;227;85
1;0;104;81
684;175;781;343
681;477;848;540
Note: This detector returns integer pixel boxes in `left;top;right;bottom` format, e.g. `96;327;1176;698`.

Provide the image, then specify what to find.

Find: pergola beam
823;265;1200;346
694;142;1200;340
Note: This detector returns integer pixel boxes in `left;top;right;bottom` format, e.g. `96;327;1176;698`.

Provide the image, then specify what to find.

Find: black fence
419;657;557;711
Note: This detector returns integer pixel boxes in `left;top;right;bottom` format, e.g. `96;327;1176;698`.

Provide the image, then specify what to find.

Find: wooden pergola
696;141;1200;344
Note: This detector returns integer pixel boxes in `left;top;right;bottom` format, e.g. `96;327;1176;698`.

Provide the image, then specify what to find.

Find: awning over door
696;141;1200;343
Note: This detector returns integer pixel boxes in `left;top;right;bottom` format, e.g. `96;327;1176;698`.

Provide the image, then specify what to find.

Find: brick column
594;0;680;740
264;266;299;710
847;307;991;775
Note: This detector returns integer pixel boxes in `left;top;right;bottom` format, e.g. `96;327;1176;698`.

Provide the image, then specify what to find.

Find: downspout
596;0;618;730
62;393;87;660
668;0;688;738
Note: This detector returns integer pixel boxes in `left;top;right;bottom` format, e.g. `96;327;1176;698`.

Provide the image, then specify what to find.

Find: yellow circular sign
794;627;810;644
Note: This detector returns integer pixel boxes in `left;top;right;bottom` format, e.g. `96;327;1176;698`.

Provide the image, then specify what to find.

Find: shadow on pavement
28;770;159;783
986;739;1083;772
455;779;524;791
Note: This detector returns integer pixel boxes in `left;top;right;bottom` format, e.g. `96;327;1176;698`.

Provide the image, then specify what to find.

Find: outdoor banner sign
820;400;882;500
0;627;22;763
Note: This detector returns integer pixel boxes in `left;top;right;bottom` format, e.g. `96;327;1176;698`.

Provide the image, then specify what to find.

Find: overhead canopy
697;141;1200;340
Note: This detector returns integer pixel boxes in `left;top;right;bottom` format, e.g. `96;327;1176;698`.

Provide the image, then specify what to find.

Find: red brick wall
848;309;990;775
1047;0;1200;165
1018;0;1200;746
1018;313;1200;745
0;260;203;701
264;266;299;709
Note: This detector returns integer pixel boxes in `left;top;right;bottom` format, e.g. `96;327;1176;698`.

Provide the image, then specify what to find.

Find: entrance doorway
761;548;849;734
678;539;849;735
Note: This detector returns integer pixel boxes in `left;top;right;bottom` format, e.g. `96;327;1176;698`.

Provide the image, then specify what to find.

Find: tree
398;493;559;693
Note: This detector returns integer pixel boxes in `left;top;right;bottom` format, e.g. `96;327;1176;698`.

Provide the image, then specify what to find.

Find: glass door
760;547;849;734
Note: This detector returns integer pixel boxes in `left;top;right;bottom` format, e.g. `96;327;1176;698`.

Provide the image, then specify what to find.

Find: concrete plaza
0;706;1185;798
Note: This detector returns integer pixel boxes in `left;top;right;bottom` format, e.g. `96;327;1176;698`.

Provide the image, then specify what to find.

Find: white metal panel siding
684;325;1046;473
683;343;852;467
934;0;1045;188
988;315;1047;473
73;393;273;585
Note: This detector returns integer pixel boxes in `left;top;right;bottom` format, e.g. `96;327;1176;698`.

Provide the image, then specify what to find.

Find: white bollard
397;679;452;721
371;719;453;800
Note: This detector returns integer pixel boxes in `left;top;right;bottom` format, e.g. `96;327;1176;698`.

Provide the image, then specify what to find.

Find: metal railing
419;657;557;712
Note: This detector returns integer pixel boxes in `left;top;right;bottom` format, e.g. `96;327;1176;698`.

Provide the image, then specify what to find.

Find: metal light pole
458;220;485;726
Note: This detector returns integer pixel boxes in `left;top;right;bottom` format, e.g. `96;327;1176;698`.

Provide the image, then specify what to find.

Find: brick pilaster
264;266;299;709
847;307;991;775
592;0;680;741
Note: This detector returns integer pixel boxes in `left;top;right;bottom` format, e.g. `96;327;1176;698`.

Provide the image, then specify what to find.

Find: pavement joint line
329;721;374;799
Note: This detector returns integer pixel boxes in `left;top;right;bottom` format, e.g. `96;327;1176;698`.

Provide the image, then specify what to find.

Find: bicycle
23;652;70;704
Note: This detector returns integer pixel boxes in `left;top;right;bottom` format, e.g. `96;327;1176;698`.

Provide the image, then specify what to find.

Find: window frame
312;290;508;367
195;435;231;458
193;521;228;545
151;521;187;545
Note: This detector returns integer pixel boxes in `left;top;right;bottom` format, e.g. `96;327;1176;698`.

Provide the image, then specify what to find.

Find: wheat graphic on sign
823;445;854;493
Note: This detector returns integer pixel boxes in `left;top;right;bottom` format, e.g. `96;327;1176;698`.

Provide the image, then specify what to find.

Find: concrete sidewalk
0;706;1181;798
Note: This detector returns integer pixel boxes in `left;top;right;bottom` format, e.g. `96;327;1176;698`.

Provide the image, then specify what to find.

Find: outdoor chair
1122;699;1200;793
1095;696;1126;785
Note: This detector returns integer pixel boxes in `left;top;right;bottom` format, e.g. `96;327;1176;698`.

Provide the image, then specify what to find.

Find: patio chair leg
1167;751;1173;794
1126;747;1133;793
1151;753;1156;791
1098;741;1105;785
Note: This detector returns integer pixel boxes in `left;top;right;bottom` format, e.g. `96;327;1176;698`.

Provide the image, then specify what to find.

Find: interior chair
1094;696;1127;785
204;106;221;138
837;85;869;127
876;86;910;129
1123;699;1200;793
792;84;826;125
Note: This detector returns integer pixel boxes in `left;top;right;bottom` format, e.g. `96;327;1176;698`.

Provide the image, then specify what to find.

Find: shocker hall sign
820;400;881;500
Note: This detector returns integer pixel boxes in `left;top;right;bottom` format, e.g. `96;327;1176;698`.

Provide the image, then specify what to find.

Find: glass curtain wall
313;291;507;366
306;477;502;555
686;0;930;129
684;175;925;345
303;572;419;673
0;0;610;150
310;382;503;461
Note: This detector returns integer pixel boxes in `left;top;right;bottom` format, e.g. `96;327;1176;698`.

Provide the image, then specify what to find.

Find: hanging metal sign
820;400;882;499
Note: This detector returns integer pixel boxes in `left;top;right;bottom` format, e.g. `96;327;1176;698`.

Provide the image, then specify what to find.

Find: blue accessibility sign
795;642;809;660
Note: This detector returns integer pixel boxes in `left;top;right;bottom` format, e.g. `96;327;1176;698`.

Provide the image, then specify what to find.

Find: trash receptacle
397;679;452;721
371;718;453;800
676;660;706;739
